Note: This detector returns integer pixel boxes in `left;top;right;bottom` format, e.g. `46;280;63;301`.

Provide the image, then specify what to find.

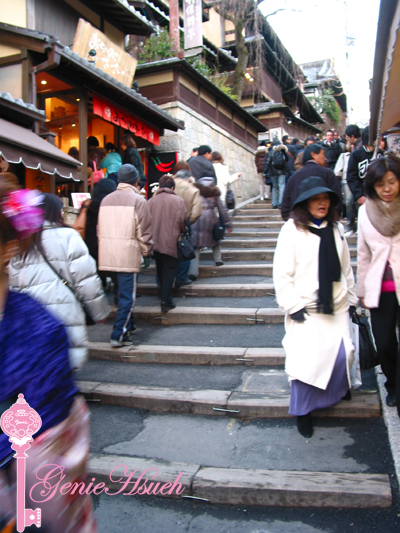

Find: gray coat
9;223;109;370
191;178;231;249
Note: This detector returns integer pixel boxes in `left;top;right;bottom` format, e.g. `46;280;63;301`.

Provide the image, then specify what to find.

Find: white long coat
273;219;358;389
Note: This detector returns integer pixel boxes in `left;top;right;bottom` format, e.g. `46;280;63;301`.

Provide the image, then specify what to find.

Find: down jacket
9;224;109;370
97;182;153;272
191;177;231;249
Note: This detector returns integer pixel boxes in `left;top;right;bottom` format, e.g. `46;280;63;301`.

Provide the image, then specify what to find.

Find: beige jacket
97;182;153;272
148;188;187;258
173;177;202;224
357;201;400;308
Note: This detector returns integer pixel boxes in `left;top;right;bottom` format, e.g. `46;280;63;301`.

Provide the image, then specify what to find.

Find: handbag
351;310;379;370
177;233;195;261
207;199;225;241
40;250;96;326
88;161;104;186
225;183;235;210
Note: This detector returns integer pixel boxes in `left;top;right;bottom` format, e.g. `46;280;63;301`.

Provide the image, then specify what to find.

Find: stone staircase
77;199;395;514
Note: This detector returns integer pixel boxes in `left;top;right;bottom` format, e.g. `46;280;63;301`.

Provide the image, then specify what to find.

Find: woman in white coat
211;151;241;205
9;193;109;370
273;176;358;438
357;156;400;412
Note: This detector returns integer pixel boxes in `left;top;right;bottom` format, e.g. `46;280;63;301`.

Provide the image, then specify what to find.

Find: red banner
92;95;160;146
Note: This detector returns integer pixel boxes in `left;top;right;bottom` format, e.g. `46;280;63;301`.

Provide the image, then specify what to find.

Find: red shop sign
92;95;160;146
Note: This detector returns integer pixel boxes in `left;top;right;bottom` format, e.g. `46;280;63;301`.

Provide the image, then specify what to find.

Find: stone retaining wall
157;101;259;202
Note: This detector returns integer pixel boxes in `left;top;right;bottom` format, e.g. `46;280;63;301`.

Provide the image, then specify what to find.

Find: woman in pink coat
357;156;400;413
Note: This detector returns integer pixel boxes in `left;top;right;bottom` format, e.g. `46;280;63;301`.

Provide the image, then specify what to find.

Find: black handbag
351;311;379;370
212;216;225;241
177;233;195;261
225;183;235;210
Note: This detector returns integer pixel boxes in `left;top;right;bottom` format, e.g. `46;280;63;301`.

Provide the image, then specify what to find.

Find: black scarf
308;223;341;314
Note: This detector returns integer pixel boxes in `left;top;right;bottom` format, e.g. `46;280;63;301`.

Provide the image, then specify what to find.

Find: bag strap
39;249;79;303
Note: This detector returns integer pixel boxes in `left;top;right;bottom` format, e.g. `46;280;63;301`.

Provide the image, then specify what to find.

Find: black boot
342;389;352;401
167;299;176;309
161;301;169;313
297;413;313;438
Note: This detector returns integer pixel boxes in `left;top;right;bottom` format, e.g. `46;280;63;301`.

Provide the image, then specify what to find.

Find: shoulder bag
225;182;235;210
177;233;195;261
351;310;379;370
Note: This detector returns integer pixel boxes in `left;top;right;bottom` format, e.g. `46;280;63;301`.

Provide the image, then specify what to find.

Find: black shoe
272;205;278;209
188;275;197;281
167;299;176;309
175;279;191;288
161;302;169;313
297;413;313;438
215;261;224;266
386;394;397;407
342;390;352;401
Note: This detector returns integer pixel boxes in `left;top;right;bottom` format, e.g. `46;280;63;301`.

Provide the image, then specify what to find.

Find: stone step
202;248;357;261
148;262;357;278
223;236;358;247
234;214;283;221
88;453;391;508
232;220;284;228
237;209;278;215
245;202;273;209
124;306;284;325
79;381;381;419
137;282;274;297
88;342;285;365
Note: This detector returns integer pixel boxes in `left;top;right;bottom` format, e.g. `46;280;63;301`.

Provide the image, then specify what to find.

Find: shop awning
370;0;400;142
0;119;82;180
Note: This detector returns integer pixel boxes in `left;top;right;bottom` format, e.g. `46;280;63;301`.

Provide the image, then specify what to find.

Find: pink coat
357;203;400;308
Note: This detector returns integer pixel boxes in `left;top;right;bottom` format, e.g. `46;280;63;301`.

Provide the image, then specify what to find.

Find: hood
194;181;221;198
272;144;288;152
197;177;216;187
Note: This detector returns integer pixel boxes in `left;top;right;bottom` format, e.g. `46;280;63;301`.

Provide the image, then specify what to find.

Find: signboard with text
72;19;137;87
93;95;160;146
183;0;203;49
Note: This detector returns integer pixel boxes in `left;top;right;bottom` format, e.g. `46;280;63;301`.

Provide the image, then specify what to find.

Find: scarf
365;195;400;237
308;222;341;314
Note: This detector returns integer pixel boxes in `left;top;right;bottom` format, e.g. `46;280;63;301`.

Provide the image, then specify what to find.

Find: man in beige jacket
98;164;153;347
173;169;202;287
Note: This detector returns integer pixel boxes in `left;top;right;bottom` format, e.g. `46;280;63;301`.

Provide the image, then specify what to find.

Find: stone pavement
77;197;400;531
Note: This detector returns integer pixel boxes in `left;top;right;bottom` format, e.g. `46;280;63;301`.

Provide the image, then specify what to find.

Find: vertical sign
184;0;203;50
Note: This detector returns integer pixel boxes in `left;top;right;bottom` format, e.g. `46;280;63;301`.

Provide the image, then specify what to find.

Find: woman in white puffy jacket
9;193;109;370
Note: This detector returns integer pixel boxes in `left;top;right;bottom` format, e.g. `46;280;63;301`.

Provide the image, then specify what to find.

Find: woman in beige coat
357;156;400;412
274;176;358;438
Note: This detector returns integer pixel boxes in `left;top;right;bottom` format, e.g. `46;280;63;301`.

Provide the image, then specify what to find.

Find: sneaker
260;196;264;201
215;261;224;266
344;229;355;237
386;394;397;407
110;336;134;348
265;193;270;199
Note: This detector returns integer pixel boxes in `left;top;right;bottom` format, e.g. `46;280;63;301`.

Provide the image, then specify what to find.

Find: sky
259;0;381;127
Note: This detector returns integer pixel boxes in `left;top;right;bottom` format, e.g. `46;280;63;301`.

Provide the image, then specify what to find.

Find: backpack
271;149;286;170
225;183;235;210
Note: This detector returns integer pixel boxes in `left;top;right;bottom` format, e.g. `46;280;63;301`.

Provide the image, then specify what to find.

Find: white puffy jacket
9;223;110;370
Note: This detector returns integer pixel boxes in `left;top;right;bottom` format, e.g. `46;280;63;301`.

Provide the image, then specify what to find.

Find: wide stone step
233;220;284;228
245;202;273;209
88;342;285;365
79;381;381;419
223;235;358;246
234;214;283;221
237;209;278;215
202;248;357;261
126;306;284;325
137;282;274;297
88;454;391;508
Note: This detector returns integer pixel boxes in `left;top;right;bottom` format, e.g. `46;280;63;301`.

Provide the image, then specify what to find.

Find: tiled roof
0;92;46;117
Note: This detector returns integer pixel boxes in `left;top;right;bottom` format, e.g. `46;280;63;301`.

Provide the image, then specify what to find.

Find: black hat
293;176;339;208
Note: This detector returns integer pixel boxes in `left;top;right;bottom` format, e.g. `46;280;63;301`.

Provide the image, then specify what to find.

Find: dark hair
121;134;136;148
159;175;175;189
292;198;340;231
292;138;299;145
345;125;361;139
173;161;190;174
362;126;370;146
259;140;267;147
304;137;315;146
364;156;400;199
193;147;199;152
326;129;334;135
87;136;99;149
198;145;212;156
105;142;117;152
68;147;79;159
303;144;324;164
211;151;224;164
282;135;289;144
43;193;66;226
136;180;142;189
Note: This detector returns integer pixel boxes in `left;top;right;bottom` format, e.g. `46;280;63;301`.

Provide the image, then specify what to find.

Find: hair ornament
2;189;44;239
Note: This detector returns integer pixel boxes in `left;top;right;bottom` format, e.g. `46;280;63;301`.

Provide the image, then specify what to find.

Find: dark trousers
111;272;137;342
370;292;400;407
176;220;191;283
154;251;179;303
